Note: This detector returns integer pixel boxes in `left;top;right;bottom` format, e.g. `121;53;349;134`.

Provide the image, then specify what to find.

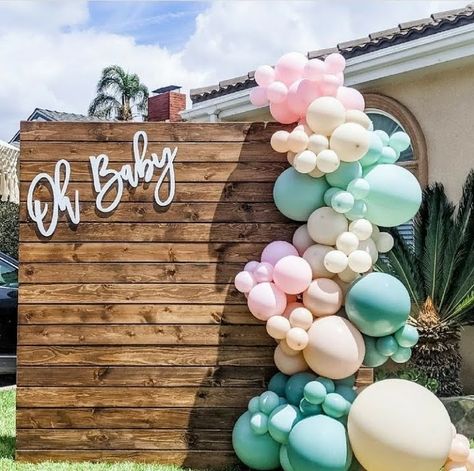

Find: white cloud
0;0;468;141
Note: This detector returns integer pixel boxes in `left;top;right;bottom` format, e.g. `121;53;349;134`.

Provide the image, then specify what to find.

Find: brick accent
148;92;186;122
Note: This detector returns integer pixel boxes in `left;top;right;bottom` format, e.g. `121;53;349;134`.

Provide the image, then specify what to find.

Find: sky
0;0;469;141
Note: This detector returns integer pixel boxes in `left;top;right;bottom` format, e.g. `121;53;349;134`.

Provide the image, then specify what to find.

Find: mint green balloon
285;372;317;406
304;381;327;405
259;391;281;415
274;167;329;221
374;130;389;146
389;131;411;152
394;324;419;348
251;412;269;435
347;178;370;200
268;372;289;397
268;404;301;444
248;396;260;414
391;346;412;363
359;132;383;167
376;335;399;356
345;199;367;221
288;415;353;471
331;191;354;214
364;164;422;227
233;411;281;470
280;445;295;471
299;398;323;416
326;162;362;190
346;273;411;337
322;393;350;419
324;187;342;206
362;335;388;367
377;146;398;164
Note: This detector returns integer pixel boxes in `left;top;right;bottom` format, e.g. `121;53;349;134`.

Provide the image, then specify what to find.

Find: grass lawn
0;389;196;471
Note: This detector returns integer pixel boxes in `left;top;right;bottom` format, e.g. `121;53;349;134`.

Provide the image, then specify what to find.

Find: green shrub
375;367;439;394
0;202;19;259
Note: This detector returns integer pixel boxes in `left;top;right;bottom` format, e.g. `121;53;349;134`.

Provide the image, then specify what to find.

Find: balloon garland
232;51;474;471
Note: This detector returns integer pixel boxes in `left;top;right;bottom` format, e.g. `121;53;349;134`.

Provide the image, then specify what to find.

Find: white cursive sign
27;131;177;237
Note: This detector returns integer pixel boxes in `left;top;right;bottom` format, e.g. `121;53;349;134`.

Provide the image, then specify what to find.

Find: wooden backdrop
17;121;372;467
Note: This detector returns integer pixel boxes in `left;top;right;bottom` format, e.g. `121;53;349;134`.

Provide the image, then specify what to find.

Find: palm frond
88;93;121;119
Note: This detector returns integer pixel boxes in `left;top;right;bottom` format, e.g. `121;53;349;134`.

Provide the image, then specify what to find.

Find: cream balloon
316;149;340;173
279;338;300;356
303;278;342;317
348;379;453;471
286;327;309;350
293;150;317;173
345;110;371;129
274;344;308;374
357;238;379;263
287;151;295;165
306;97;346;135
303;244;335;278
292;225;314;256
336;231;360;255
323;250;348;274
303;316;365;379
289;307;314;330
333;276;350;303
330;122;370;162
348;250;373;273
271;130;290;153
371;223;381;241
307;134;329;154
337;266;360;283
445;462;467;471
266;315;291;340
283;302;303;319
376;232;395;253
287;130;309;153
349;218;373;241
307;207;348;245
309;167;325;178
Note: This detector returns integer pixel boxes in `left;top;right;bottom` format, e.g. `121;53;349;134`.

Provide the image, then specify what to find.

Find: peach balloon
336;86;365;111
467;450;474;470
303;278;343;317
449;438;470;462
303;244;334;279
289;307;314;330
279;338;301;357
286;327;309;351
274;343;308;375
266;315;291;340
273;255;313;295
247;282;287;321
250;87;269;107
304;316;365;379
292;224;314;256
270;130;290;153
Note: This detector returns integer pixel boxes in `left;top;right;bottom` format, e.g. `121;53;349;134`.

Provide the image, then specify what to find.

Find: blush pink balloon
319;74;340;97
270;101;299;124
254;64;275;87
274;52;307;85
253;262;274;283
244;260;259;273
324;53;346;74
283;301;304;318
234;270;257;293
250;87;269;107
449;437;470;462
273;255;313;294
247;282;287;321
297;79;322;111
303;58;326;81
336;86;365;111
267;81;288;104
287;80;306;116
261;241;299;266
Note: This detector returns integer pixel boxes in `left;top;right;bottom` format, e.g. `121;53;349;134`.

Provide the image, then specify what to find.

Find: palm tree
376;171;474;396
88;65;148;120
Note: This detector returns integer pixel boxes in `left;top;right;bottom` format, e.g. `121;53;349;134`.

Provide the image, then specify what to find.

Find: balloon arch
231;52;474;471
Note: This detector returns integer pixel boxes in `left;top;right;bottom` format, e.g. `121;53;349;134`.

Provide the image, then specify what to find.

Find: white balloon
337;266;360;283
377;232;395;253
293;150;317;173
345;110;371;129
266;315;291;340
307;134;329;154
323;250;349;274
287;130;309;153
306;97;346;135
330;122;370;162
271;130;290;153
307;207;348;245
289;307;314;330
316;149;340;173
348;250;373;273
358;238;379;263
292;224;314;256
286;327;309;350
371;224;381;241
303;244;335;278
336;231;360;255
349;218;373;241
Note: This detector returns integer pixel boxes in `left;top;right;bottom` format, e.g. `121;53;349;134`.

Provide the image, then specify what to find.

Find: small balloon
324;250;349;274
307;134;329;154
250;412;269;435
389;131;411;153
376;232;394;253
286;327;310;351
325;53;346;74
391;346;412;364
261;241;299;266
247;282;287;321
271;130;290;153
250;87;269;107
235;270;257;293
394;324;419;348
336;231;360;255
331;190;355;213
347;178;370;199
275;52;307;85
336;86;365;111
293;150;317;174
255;64;275;87
289;307;314;330
303;58;325;80
349;219;373;241
304;380;327;405
267;315;291;340
348;250;372;273
288;130;309;153
376;335;399;357
316;149;340;173
270;101;299;124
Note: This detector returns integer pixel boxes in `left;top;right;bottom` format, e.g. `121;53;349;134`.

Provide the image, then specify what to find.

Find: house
182;4;474;392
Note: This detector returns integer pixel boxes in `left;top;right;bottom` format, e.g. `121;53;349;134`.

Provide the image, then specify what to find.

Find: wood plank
18;304;259;325
17;346;275;366
20;202;286;223
19;242;267;263
20;161;287;182
20;141;282;162
16;387;261;408
16;429;233;450
18;325;273;346
17;407;243;429
20;222;296;243
17;366;273;387
19;283;244;304
20;121;288;142
15;450;238;467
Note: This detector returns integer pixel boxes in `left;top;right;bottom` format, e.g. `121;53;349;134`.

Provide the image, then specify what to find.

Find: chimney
148;85;186;122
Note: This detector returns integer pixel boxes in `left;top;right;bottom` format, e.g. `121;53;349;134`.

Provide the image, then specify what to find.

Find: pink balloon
287;80;306;116
247;282;287;321
336;86;365;111
273;255;313;294
250;87;269;107
234;270;256;293
274;52;307;86
324;53;346;74
270;101;299;124
297;79;322;110
319;74;340;97
244;260;259;273
303;58;326;81
267;81;288;104
253;262;274;283
449;437;470;462
254;65;275;87
261;241;299;266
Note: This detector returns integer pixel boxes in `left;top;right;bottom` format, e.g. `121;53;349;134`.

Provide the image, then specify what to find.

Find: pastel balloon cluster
445;428;474;471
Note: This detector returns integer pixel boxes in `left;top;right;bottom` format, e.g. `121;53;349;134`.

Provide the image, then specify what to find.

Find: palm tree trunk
411;298;463;397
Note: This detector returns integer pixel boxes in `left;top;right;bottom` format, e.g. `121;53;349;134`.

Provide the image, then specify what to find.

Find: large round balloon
348;380;453;471
303;316;365;379
274;167;329;221
364;164;422;227
288;414;353;471
233;411;281;470
345;272;411;337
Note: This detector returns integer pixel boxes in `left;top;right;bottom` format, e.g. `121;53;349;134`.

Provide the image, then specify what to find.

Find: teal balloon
303;381;327;405
274;167;329;221
374;130;389;146
322;393;350;418
285;372;317;406
376;335;399;356
280;396;288;406
389;131;411;153
233;411;281;470
299;398;323;416
280;445;295;471
359;132;383;167
394;324;419;348
268;372;289;397
346;272;411;337
335;375;356;388
364;164;422;227
377;146;398;164
248;396;260;414
391;346;412;363
335;385;357;404
326;162;362;190
288;415;353;471
331;191;354;214
268;404;301;444
251;412;269;435
347;178;370;200
324;187;342;206
317;377;335;393
344;199;367;221
259;391;281;415
363;335;389;367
